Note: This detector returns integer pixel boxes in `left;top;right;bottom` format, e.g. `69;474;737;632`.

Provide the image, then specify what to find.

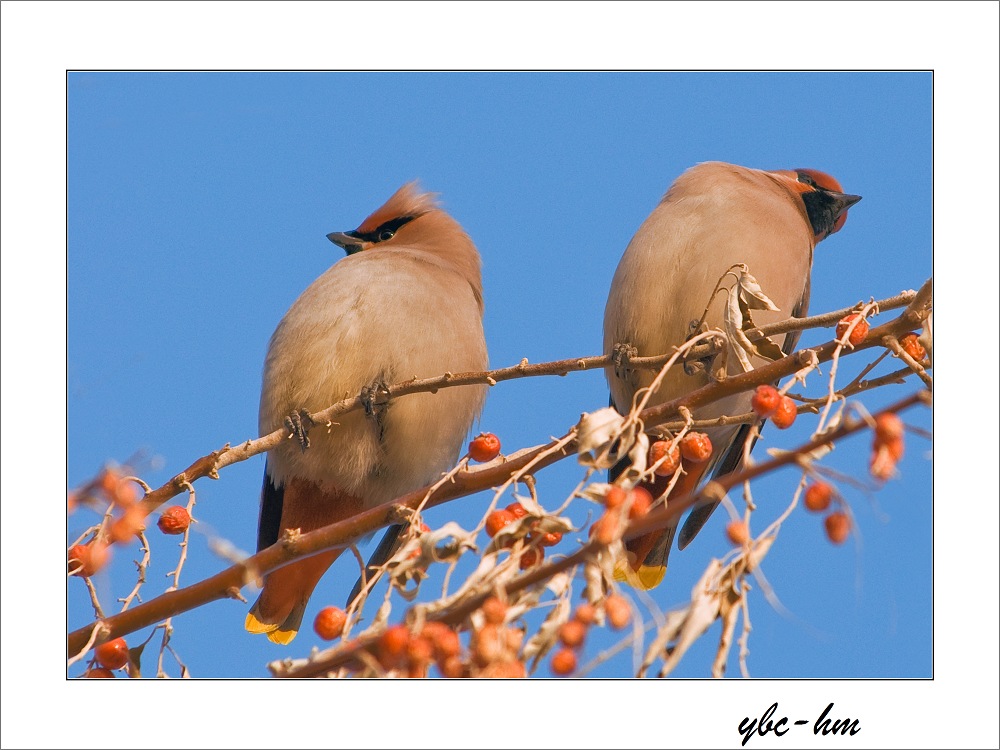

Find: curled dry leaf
577;407;641;472
737;268;780;312
723;271;786;373
642;534;776;677
522;596;572;670
724;290;755;373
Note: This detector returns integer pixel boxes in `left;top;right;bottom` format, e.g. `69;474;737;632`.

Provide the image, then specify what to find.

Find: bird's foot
361;379;391;438
284;409;316;452
612;343;638;381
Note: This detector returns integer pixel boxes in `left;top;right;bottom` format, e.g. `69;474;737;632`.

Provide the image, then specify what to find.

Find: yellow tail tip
267;627;298;645
245;611;299;644
613;558;666;590
244;611;278;635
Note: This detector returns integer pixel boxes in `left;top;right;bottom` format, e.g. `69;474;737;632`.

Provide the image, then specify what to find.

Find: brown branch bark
132;286;925;520
68;282;931;657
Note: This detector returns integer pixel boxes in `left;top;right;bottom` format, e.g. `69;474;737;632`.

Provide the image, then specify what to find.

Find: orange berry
870;444;899;481
771;395;798;429
505;502;528;519
591;512;620;545
83;667;115;678
836;313;869;347
558;619;587;649
157;505;191;535
421;622;461;661
480;659;526;678
437;630;462;660
94;637;129;670
628;486;654;520
468;432;501;463
550;647;577;676
574;603;597;625
313;606;347;640
824;512;851;544
874;413;905;443
725;520;750;546
407;635;434;668
519;546;544;569
99;469;138;506
68;541;110;578
377;625;411;669
605;594;631;630
604;485;628;509
803;482;834;512
67;492;78;515
485;509;517;538
439;655;466;678
505;627;525;654
649;440;681;476
535;530;563;547
482;596;507;625
886;436;905;461
472;624;505;665
899;333;926;361
109;506;146;544
680;432;713;463
751;384;782;418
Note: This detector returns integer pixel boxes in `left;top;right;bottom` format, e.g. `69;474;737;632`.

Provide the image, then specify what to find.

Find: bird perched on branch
603;161;860;589
246;182;488;643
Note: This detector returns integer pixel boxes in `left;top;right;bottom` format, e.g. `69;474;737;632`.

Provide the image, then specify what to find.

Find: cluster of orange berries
870;412;905;482
802;480;851;544
484;501;563;568
373;620;472;678
68;468;192;580
315;599;522;678
549;595;631;676
751;384;798;429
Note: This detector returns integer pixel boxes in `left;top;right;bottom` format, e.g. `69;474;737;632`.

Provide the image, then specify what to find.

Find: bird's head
771;168;862;242
326;181;440;255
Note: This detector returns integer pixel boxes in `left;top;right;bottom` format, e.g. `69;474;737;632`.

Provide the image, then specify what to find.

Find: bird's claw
361;380;391;438
284;409;316;452
612;343;638;381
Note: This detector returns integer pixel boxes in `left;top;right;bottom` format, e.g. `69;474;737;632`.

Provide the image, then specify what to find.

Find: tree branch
68;283;931;657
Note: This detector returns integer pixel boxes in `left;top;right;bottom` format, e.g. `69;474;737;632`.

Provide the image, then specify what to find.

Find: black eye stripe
796;171;818;188
348;215;416;244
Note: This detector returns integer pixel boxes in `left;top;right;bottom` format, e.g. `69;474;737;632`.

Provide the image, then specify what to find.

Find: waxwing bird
603;161;860;589
246;182;488;643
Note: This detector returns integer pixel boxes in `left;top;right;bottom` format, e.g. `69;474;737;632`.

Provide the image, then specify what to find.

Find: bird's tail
245;549;342;644
614;465;706;590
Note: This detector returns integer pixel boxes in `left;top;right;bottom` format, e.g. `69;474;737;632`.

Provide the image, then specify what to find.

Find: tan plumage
603;162;860;588
247;182;488;642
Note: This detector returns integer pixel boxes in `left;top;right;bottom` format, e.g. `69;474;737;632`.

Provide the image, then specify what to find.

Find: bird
603;161;861;589
245;182;488;643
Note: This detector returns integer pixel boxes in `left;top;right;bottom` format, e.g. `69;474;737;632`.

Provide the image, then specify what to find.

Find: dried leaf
739;295;785;361
724;290;754;373
576;407;635;470
738;269;780;311
523;596;571;669
658;560;725;676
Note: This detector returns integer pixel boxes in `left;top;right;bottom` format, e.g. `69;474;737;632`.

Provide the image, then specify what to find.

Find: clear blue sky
66;68;933;678
3;3;998;749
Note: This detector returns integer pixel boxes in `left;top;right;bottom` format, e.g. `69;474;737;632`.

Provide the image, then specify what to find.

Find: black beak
830;191;863;219
326;231;363;256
